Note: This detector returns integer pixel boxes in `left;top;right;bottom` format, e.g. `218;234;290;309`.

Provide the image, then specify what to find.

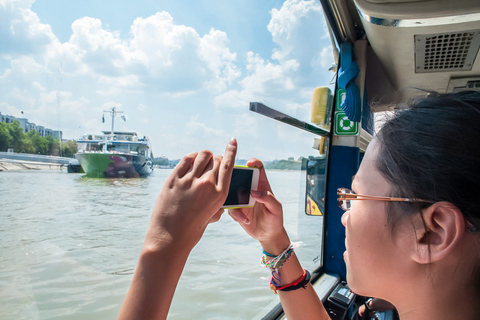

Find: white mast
102;107;124;152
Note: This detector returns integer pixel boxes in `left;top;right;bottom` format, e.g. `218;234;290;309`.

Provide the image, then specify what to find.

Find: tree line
264;159;305;170
0;120;77;157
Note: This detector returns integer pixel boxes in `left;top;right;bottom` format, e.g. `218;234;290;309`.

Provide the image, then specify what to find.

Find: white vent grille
415;30;480;73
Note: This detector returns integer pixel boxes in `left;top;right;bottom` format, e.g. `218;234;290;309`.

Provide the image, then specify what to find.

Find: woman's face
341;140;414;298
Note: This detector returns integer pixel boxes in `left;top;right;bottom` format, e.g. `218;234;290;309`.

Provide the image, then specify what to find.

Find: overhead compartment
352;0;480;110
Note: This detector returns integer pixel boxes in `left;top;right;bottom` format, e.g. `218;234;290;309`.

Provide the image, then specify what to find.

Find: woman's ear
410;202;466;264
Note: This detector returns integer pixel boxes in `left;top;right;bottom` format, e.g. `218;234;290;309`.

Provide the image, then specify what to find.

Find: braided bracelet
260;244;294;270
260;248;294;270
270;269;311;294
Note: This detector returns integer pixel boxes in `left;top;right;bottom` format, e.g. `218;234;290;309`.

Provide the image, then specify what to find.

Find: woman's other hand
228;158;290;254
145;138;237;251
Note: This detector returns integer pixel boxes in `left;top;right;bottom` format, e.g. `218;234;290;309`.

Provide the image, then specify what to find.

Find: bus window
306;155;328;216
0;1;336;319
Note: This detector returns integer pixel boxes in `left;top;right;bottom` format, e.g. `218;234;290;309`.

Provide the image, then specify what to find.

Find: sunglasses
337;188;478;233
337;188;431;211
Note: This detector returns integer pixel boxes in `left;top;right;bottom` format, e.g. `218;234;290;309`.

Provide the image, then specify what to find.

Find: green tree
153;157;169;166
8;120;25;152
62;140;78;158
22;136;36;154
46;136;60;156
0;120;77;156
28;131;47;154
0;122;12;151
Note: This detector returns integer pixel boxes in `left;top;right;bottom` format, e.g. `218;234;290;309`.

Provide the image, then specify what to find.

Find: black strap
277;270;311;292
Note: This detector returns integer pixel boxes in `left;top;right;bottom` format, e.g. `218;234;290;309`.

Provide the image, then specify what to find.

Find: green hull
75;153;115;177
75;152;152;178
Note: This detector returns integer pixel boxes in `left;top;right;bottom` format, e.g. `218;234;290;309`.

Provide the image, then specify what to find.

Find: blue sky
0;0;334;160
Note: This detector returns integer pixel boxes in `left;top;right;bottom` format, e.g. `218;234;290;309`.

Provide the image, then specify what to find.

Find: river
0;169;324;319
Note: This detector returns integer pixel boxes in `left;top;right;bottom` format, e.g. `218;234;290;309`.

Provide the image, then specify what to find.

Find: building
0;112;63;139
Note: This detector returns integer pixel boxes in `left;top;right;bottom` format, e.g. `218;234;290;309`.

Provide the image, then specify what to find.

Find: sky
0;0;335;160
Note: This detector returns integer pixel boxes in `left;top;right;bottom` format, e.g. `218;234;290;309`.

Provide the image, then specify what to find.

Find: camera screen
223;169;253;206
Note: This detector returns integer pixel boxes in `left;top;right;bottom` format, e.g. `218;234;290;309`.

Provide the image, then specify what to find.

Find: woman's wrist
143;224;196;256
260;228;291;256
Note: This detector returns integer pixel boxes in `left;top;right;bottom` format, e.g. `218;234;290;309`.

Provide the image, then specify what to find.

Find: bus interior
255;0;480;319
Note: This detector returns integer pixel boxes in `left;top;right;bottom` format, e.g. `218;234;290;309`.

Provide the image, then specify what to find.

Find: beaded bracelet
260;248;294;270
260;244;294;269
261;244;296;292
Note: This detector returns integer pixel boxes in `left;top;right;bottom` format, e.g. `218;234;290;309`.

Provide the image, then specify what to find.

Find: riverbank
0;159;65;171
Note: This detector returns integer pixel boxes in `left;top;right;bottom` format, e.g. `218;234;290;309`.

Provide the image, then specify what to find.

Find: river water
0;169;323;319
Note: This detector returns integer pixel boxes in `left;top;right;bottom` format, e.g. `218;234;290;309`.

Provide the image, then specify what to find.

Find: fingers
218;138;237;190
247;158;272;192
191;150;214;177
246;158;263;168
250;190;282;215
211;155;223;182
174;152;198;178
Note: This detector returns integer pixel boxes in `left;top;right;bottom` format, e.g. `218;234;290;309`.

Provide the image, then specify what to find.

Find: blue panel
324;145;360;280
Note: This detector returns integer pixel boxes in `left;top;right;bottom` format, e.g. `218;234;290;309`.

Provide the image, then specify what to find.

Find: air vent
415;30;480;73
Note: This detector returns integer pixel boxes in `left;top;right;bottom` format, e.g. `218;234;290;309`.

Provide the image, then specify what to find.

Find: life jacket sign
334;111;359;135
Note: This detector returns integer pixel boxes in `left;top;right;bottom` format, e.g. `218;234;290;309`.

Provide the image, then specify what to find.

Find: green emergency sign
334;111;359;135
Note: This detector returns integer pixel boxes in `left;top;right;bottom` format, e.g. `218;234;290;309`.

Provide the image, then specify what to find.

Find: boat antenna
103;107;124;136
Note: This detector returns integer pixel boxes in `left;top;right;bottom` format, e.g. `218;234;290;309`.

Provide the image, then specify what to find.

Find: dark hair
375;90;480;233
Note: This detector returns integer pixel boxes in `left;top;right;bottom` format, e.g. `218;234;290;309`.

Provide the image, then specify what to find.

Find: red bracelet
276;269;310;291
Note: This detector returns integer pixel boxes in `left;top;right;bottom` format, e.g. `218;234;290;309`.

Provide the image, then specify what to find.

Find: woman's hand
145;138;237;251
119;140;237;320
228;158;290;254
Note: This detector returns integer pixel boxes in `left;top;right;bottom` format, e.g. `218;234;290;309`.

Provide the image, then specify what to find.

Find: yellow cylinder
310;87;330;125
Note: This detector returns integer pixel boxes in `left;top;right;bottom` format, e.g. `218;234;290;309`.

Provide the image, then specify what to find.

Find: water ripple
0;169;322;320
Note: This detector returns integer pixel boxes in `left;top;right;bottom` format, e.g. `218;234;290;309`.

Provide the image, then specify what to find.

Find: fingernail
228;137;237;146
251;190;262;197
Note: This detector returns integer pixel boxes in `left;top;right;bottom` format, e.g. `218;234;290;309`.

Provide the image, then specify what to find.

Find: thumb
250;190;282;214
228;209;250;225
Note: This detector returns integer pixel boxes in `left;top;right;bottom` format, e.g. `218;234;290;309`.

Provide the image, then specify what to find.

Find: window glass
0;0;334;318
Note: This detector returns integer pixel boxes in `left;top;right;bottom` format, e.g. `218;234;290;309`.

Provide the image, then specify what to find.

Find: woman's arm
229;159;330;320
118;138;237;320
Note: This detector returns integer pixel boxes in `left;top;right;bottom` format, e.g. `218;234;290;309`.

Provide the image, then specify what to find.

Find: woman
118;91;480;319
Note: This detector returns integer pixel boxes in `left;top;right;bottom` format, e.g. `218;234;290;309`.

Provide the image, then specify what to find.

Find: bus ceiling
320;0;480;112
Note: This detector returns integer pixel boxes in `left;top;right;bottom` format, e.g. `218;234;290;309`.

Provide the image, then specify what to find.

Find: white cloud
285;101;310;119
0;1;333;160
0;101;24;118
214;89;250;110
2;8;242;98
241;52;298;93
199;28;241;92
0;0;56;56
268;0;329;68
128;12;241;93
215;0;331;112
214;52;300;111
312;45;335;69
136;103;148;111
101;101;123;110
186;115;225;137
